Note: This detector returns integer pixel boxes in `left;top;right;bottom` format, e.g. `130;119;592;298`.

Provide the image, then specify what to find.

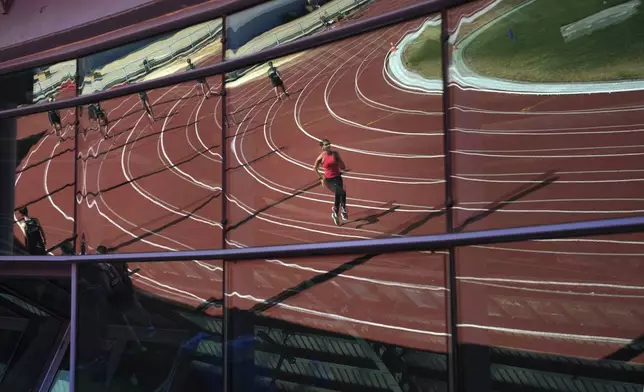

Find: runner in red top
314;138;348;225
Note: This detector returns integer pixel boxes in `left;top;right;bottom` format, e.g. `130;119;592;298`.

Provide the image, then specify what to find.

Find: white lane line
229;291;449;337
452;102;644;115
460;280;644;299
471;244;644;257
453;150;644;159
457;276;644;290
457;324;633;345
454;127;644;136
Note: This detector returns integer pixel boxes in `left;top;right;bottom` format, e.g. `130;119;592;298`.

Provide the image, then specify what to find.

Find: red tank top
321;152;341;179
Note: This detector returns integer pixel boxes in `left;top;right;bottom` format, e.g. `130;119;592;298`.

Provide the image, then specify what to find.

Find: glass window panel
225;251;448;391
75;77;223;254
76;259;223;391
0;269;71;392
225;14;444;248
226;0;429;61
0;59;77;109
456;233;644;392
11;108;76;256
448;0;644;231
78;19;223;95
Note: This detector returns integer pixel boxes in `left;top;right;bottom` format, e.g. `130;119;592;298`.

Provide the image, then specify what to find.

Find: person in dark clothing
88;102;109;138
47;97;63;141
267;61;290;100
313;139;348;225
16;206;47;255
186;58;212;99
138;91;155;121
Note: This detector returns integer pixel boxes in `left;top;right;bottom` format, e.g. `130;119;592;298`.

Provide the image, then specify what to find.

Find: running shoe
332;208;340;226
341;207;348;221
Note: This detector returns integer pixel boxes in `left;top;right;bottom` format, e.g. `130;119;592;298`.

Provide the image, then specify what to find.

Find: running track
12;0;644;364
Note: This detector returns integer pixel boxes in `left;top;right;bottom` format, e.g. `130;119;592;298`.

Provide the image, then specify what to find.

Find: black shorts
270;76;283;87
48;111;61;125
325;175;344;194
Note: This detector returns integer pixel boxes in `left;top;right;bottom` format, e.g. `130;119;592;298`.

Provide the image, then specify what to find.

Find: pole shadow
226;147;283;171
454;170;560;233
108;192;221;252
78;143;218;199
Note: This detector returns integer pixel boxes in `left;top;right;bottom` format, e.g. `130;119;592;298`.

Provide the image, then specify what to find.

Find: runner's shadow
454;170;559;232
351;201;399;229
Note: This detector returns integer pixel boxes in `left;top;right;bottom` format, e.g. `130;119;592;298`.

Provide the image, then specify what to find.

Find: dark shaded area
15;130;47;169
353;202;399;229
604;333;644;363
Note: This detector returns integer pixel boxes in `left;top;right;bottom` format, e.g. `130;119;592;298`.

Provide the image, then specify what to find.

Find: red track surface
13;0;644;363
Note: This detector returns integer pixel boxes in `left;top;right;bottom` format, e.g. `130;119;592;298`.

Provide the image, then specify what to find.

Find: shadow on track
248;207;447;314
454;170;560;233
14;182;75;210
226;147;283;171
603;333;644;362
107;192;221;252
245;171;560;314
78;143;219;199
227;88;304;118
77;119;197;163
351;201;400;229
225;178;322;233
16;130;47;168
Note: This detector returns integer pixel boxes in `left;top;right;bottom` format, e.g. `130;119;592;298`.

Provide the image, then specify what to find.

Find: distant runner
88;102;109;139
186;58;212;99
138;91;155;121
313;139;348;225
47;97;63;141
16;206;47;255
267;61;290;100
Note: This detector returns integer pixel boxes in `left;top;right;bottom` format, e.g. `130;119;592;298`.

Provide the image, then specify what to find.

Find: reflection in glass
33;60;78;103
448;0;644;231
13;108;76;256
225;15;444;248
457;233;644;391
75;78;223;254
226;0;429;61
76;259;223;391
0;272;70;391
78;19;223;95
225;251;448;391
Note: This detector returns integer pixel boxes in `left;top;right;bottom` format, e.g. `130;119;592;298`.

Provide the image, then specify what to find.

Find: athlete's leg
336;177;348;220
